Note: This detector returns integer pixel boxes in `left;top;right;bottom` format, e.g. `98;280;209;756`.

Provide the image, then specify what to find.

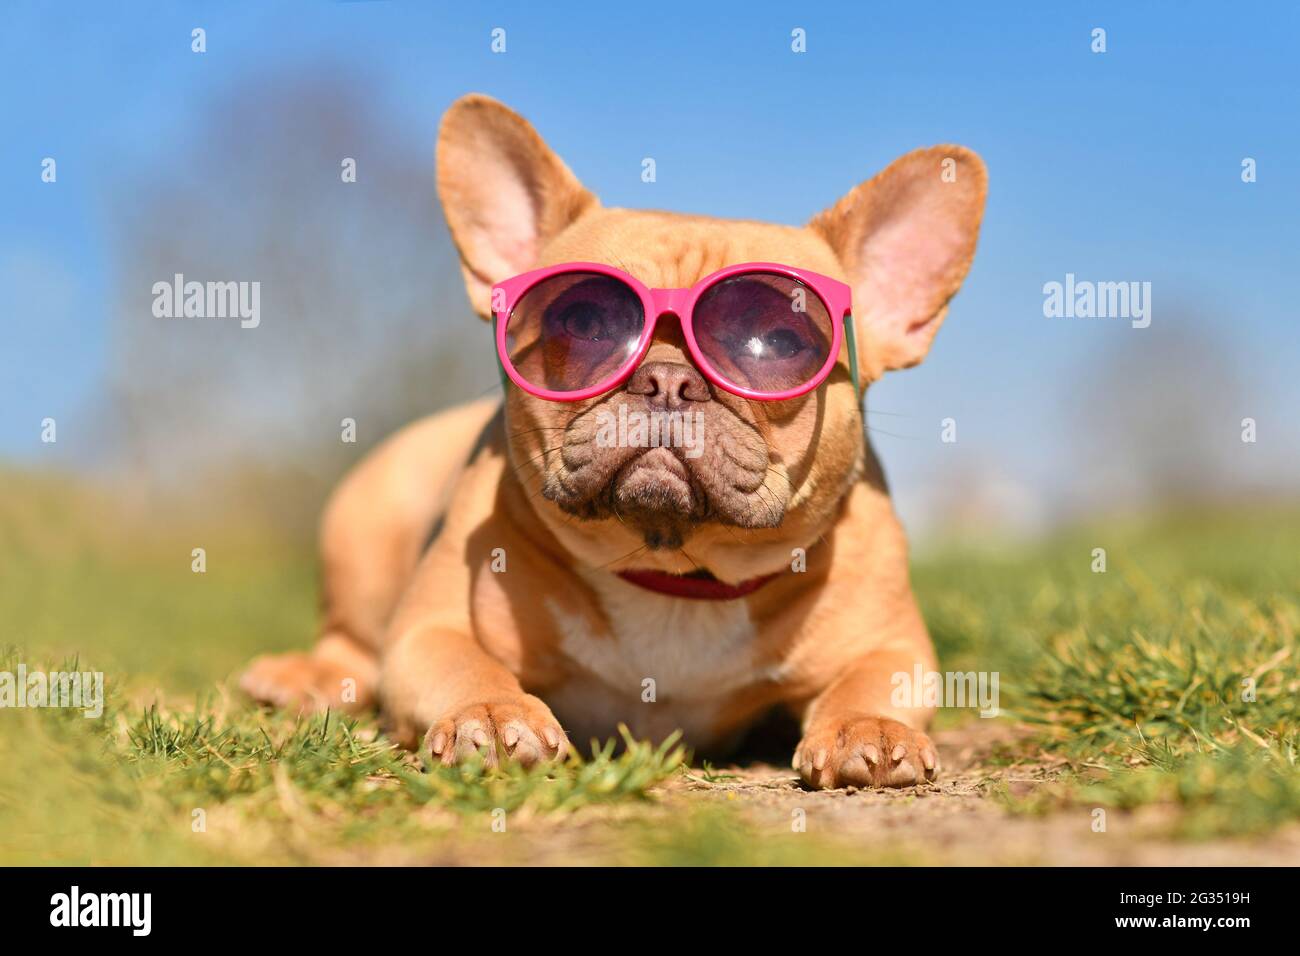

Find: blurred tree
1063;309;1248;518
97;70;496;538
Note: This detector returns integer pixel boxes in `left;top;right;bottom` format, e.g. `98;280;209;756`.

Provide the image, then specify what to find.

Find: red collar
616;569;778;600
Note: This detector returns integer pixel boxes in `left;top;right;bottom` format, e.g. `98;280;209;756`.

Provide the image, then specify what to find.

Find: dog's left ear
809;146;987;380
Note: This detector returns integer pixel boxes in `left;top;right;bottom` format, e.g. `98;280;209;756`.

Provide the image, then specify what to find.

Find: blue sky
3;1;1297;528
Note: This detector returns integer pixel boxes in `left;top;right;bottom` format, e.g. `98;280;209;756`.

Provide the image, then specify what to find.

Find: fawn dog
241;94;986;788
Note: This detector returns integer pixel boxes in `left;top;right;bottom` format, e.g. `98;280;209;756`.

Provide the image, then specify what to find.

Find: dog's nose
626;361;711;409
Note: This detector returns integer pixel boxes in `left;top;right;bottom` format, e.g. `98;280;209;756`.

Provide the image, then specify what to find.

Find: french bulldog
241;93;987;789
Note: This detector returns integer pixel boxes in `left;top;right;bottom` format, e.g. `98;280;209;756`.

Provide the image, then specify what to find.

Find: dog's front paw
424;695;569;769
794;715;939;790
241;652;349;713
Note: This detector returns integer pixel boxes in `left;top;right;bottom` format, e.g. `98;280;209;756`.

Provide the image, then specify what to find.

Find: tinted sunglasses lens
505;273;645;393
692;274;833;394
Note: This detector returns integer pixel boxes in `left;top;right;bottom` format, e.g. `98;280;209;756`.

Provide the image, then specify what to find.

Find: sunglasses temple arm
844;312;862;393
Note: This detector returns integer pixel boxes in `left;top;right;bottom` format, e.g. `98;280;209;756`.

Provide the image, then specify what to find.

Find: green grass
0;656;690;864
915;510;1300;837
2;467;1299;863
0;653;876;865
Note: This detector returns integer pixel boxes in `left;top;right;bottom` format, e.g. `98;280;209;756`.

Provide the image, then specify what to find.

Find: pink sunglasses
491;261;858;402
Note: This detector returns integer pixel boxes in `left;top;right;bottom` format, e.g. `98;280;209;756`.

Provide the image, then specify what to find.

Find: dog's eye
733;324;806;360
558;301;610;341
760;328;806;359
693;273;832;393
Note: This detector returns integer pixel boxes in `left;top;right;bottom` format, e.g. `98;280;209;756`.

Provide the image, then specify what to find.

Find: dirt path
369;720;1300;866
654;722;1300;866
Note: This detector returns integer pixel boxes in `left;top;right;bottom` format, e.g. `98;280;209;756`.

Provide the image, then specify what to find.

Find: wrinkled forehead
536;208;845;289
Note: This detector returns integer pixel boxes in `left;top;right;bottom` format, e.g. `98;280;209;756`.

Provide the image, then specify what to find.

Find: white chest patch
543;571;761;748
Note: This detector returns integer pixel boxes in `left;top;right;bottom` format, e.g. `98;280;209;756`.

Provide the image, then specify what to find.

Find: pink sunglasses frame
491;261;854;402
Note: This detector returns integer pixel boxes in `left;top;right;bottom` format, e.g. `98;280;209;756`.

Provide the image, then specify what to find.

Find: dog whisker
592;543;649;573
753;482;784;526
507;426;568;440
765;466;795;491
862;424;919;441
511;443;564;473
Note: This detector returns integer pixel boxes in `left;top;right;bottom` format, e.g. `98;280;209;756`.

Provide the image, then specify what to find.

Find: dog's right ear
436;94;598;318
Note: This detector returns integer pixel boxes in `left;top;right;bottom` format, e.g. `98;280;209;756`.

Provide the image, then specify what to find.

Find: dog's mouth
538;399;788;549
616;446;695;509
617;567;778;600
